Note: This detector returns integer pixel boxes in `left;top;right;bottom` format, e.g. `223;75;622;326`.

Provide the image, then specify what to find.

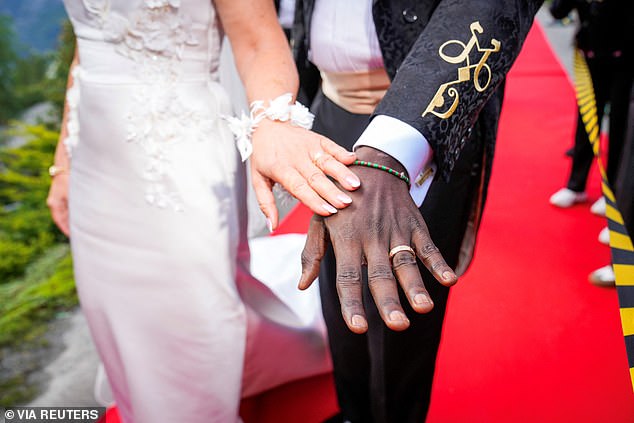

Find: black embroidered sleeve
374;0;543;180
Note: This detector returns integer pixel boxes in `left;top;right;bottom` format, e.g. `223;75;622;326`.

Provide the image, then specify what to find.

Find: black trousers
311;92;484;423
566;55;633;193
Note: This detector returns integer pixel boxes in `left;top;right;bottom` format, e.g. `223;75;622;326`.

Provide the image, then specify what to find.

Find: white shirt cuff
353;115;436;207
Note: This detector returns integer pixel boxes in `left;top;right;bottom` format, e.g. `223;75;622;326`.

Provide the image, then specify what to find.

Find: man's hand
299;147;457;333
250;119;361;231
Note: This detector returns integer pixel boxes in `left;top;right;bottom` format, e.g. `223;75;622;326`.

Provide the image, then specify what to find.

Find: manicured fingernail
266;218;273;233
337;194;352;204
389;311;408;322
323;204;338;214
351;315;366;328
346;176;361;188
443;271;455;282
414;294;432;306
347;151;356;156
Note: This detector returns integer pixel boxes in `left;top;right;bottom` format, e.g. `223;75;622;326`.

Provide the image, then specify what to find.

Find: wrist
355;148;436;208
251;118;302;149
355;147;407;175
349;147;411;197
254;116;295;131
48;164;69;178
225;93;314;162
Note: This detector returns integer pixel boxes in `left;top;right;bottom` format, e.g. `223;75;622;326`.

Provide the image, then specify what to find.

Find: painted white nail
338;194;353;204
347;176;361;188
322;204;338;214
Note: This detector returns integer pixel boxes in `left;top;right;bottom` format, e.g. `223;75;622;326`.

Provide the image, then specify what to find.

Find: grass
0;243;77;406
0;375;38;406
0;243;77;347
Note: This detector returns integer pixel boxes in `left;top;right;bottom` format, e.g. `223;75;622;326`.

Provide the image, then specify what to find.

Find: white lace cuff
225;93;315;161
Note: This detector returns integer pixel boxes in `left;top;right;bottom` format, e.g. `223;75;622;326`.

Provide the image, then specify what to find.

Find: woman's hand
47;48;76;238
47;173;70;237
216;0;361;230
250;119;361;231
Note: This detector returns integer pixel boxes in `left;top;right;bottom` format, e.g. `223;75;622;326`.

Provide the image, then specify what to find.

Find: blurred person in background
589;85;634;286
548;0;633;221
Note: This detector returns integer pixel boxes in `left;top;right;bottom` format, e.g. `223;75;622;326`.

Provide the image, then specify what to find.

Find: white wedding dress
62;1;330;422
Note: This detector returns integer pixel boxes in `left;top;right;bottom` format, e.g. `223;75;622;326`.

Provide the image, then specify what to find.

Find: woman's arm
46;49;78;237
215;0;360;230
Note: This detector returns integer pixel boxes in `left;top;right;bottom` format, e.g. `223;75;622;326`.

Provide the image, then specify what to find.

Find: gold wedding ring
389;245;416;261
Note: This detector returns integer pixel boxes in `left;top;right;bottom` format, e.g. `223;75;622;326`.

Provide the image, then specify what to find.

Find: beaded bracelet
351;160;411;188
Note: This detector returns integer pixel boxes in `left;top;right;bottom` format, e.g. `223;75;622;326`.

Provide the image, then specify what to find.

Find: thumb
299;215;328;290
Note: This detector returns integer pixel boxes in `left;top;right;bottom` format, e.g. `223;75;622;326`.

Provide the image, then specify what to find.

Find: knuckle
290;180;309;195
365;218;388;238
430;260;448;274
320;155;335;167
334;222;357;242
273;165;290;181
336;266;362;286
407;215;424;231
300;248;315;267
251;173;266;187
367;264;394;282
341;298;363;310
300;249;316;268
380;297;400;308
418;242;440;261
308;171;326;186
391;252;418;270
257;200;274;213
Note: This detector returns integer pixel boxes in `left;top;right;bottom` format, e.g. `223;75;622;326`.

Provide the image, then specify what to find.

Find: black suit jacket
292;0;542;270
292;0;542;182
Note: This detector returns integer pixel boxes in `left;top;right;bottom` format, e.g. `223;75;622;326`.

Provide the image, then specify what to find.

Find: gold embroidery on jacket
422;21;501;119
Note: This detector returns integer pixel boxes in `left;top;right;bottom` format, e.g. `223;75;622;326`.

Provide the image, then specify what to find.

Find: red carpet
425;23;634;423
102;23;634;423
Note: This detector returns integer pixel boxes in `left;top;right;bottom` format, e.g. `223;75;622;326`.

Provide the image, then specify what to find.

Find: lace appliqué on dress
64;66;82;157
125;85;214;211
82;0;212;211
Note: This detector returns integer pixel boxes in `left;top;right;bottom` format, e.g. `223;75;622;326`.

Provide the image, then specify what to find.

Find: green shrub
0;124;65;283
0;240;33;284
0;244;76;407
0;244;76;347
0;375;37;407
